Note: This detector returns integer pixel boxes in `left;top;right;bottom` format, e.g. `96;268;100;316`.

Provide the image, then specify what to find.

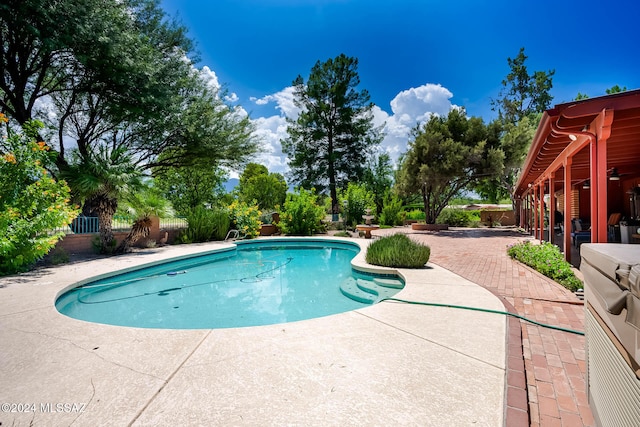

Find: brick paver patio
373;227;594;427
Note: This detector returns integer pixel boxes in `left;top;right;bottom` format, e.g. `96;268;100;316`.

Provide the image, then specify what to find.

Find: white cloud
251;86;301;118
199;66;220;91
251;115;290;174
369;83;458;166
248;82;458;175
390;83;454;121
225;92;239;103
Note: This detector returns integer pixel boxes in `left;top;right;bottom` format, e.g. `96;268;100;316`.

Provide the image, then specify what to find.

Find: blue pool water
55;239;404;329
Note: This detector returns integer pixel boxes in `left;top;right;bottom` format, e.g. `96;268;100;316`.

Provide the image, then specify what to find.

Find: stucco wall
480;210;516;226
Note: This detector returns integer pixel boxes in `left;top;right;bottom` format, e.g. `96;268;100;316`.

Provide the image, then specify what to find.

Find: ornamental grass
365;233;430;268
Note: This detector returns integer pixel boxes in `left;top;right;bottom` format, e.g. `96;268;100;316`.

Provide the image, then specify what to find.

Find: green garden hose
378;297;585;336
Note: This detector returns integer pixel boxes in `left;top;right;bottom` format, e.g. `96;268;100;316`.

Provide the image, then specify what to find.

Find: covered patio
514;90;640;265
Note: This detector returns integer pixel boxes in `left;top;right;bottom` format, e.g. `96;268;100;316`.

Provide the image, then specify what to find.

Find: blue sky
160;0;640;175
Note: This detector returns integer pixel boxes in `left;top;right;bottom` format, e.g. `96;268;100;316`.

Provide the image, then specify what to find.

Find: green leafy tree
1;0;258;253
397;109;504;224
0;0;192;129
362;152;394;214
491;47;555;125
154;163;228;215
237;163;287;211
606;85;627;94
482;47;553;220
283;54;383;216
0;119;79;274
474;116;536;205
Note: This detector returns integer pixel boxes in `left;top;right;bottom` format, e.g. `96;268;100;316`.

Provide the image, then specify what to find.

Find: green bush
211;208;231;240
48;247;70;265
228;201;261;239
404;209;425;221
507;241;582;291
436;208;478;226
278;188;326;235
365;234;431;268
178;207;231;243
180;206;217;243
379;194;405;226
340;183;376;228
0;119;79;274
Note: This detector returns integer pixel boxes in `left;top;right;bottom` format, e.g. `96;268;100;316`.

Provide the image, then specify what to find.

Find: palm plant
62;146;142;253
115;186;171;253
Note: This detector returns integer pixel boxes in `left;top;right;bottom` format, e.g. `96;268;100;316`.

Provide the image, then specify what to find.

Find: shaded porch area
514;90;640;265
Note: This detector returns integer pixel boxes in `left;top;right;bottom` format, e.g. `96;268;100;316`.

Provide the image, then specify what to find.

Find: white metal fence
51;216;187;235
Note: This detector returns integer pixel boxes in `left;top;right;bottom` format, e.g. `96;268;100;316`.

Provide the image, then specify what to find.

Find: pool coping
0;236;510;426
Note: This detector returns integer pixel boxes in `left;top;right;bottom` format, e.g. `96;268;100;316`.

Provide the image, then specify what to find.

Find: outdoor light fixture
583;180;590;189
569;134;577;141
610;168;621;181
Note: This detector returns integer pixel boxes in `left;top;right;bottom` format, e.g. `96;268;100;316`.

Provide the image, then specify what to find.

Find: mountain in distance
223;178;239;193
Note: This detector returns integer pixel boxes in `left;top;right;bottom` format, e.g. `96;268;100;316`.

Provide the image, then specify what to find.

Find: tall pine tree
283;54;382;216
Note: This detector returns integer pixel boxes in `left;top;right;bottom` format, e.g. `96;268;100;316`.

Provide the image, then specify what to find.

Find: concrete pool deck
1;237;508;426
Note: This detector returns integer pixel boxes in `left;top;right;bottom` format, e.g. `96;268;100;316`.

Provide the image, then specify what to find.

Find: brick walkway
373;227;594;427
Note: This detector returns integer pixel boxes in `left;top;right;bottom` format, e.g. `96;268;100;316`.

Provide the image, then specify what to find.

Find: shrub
366;234;431;268
507;241;583;291
404;209;425;221
379;193;405;226
211;208;231;240
340;183;376;228
436;208;478;227
0;118;79;275
178;206;231;243
48;247;70;265
278;188;326;236
228;201;261;239
181;206;217;242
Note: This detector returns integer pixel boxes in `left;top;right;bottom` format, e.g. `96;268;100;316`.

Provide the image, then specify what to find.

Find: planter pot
411;223;449;231
259;224;278;236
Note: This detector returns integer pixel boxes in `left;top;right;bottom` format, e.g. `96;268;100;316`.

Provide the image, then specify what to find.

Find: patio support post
589;136;599;243
527;193;532;231
595;109;614;242
533;185;539;239
563;157;573;263
522;193;528;230
539;181;545;241
523;192;531;231
549;172;556;245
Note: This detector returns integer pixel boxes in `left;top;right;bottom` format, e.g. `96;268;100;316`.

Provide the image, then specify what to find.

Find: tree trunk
513;196;521;227
88;194;118;253
327;130;339;215
115;216;152;254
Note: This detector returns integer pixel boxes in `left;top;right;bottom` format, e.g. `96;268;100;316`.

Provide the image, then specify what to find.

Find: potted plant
259;211;278;236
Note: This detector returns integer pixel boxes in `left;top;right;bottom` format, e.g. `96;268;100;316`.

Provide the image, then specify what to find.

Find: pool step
373;277;404;289
339;277;404;304
356;279;401;300
339;278;377;304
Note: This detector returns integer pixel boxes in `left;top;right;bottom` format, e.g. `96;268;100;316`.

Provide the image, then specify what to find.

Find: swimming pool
55;239;404;329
